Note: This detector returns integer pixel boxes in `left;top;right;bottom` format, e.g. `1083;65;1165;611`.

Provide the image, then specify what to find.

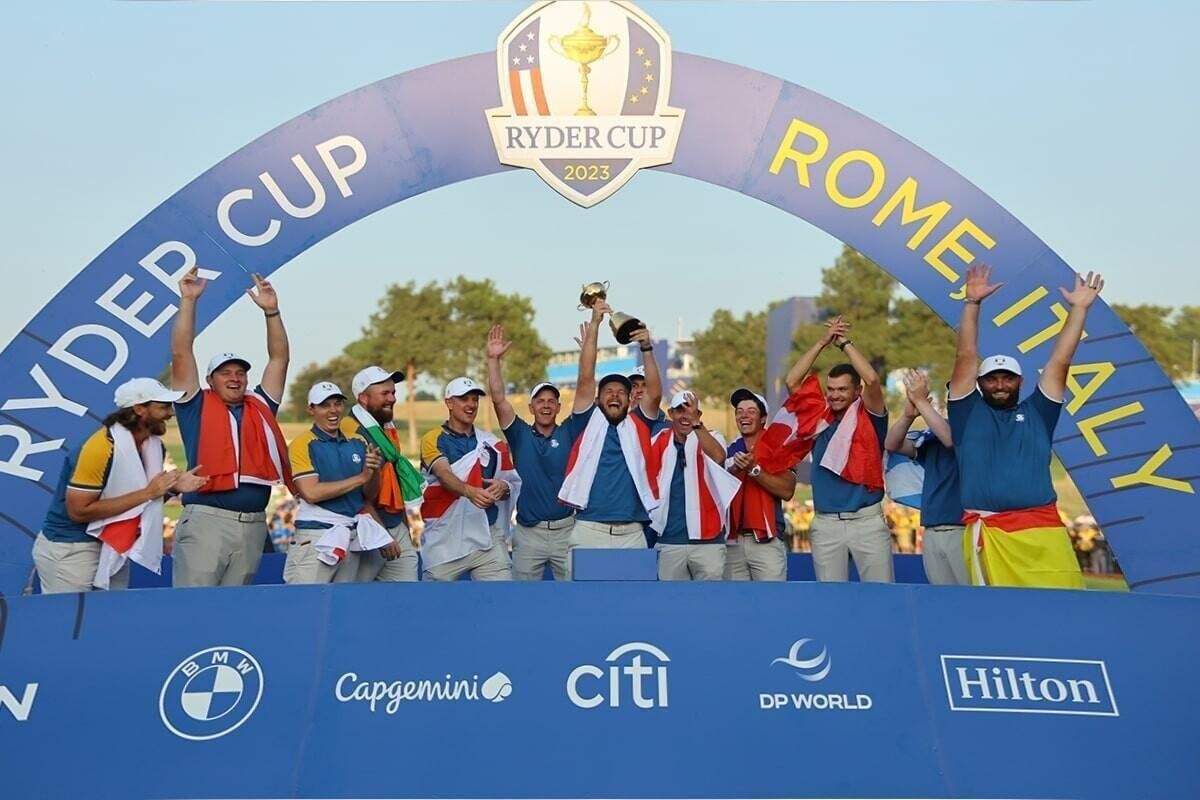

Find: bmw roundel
159;646;264;741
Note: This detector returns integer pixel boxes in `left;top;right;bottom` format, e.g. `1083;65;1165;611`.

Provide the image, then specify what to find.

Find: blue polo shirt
913;430;964;527
565;405;669;523
502;417;573;527
811;409;888;513
175;386;281;513
41;427;165;544
949;386;1061;512
647;439;727;545
727;437;787;537
288;424;369;531
421;423;500;526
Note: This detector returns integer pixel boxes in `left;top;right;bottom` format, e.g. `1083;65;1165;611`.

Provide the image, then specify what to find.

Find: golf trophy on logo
548;2;621;116
579;281;645;344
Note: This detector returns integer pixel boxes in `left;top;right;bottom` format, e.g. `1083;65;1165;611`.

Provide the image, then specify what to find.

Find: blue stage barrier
1;582;1194;799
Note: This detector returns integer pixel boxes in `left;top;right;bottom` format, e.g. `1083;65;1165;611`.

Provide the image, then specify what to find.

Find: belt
187;504;266;523
737;530;776;542
815;501;882;522
526;517;574;531
584;521;643;534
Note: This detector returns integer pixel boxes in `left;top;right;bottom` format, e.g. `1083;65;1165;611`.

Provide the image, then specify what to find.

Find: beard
369;404;394;423
982;391;1019;410
601;404;629;424
147;420;168;436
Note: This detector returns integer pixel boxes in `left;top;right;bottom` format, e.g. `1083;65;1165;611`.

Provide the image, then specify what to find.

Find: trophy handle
603;35;621;58
547;35;566;59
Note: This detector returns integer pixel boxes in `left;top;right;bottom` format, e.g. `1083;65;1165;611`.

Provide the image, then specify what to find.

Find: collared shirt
649;438;726;545
421;422;499;526
949;386;1061;512
502;416;573;527
41;427;165;543
288;424;369;530
726;436;787;538
564;405;669;523
339;415;407;530
174;384;281;513
811;409;888;513
913;430;964;527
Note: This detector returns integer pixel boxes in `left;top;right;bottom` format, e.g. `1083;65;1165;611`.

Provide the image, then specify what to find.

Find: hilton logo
485;1;685;207
941;655;1118;717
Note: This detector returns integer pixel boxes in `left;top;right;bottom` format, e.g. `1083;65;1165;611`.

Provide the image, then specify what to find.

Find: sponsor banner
2;582;1199;799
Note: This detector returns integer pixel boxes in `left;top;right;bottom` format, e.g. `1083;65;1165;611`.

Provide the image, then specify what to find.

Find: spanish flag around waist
962;504;1083;590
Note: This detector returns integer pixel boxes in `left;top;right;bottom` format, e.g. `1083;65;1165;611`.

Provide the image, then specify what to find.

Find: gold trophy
548;3;621;116
578;281;646;345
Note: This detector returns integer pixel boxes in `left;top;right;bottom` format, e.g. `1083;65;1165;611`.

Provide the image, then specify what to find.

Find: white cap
352;366;403;397
668;390;696;410
629;366;646;380
307;381;346;406
113;378;185;409
978;354;1023;378
529;381;560;401
444;377;486;399
205;352;251;377
729;387;768;415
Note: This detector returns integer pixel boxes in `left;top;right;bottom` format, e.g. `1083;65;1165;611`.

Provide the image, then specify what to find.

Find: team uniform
724;437;790;581
284;425;373;584
949;386;1083;589
503;416;575;581
910;430;967;585
33;429;146;592
172;384;287;587
560;405;670;574
419;423;515;581
809;408;893;583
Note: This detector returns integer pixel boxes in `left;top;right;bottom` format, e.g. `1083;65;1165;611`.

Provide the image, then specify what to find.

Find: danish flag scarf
196;389;293;494
650;431;743;541
295;502;395;566
558;407;665;514
730;375;883;539
420;429;522;570
85;425;165;589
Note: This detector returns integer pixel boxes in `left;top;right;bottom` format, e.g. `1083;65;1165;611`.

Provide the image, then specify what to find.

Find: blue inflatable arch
0;53;1197;594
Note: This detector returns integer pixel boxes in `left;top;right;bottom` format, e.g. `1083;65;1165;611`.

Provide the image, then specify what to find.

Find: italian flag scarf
350;404;426;513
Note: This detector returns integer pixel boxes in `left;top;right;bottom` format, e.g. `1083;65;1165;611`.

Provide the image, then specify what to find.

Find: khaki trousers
656;543;726;581
282;530;362;584
357;522;419;582
810;502;894;583
567;520;647;579
922;524;969;585
513;518;574;581
723;535;788;581
33;533;130;593
172;504;267;587
423;523;513;582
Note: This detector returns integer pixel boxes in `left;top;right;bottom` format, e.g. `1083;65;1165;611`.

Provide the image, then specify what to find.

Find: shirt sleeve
420;428;446;471
288;433;316;479
1029;385;1065;435
633;405;671;434
948;388;981;442
564;405;596;441
253;384;281;416
68;430;113;492
867;409;889;453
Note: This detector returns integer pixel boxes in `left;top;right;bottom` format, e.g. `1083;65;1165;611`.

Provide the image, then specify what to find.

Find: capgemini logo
771;638;832;682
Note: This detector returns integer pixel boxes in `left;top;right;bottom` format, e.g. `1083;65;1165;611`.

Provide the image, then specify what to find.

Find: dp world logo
485;0;685;207
772;638;833;682
159;646;264;740
760;638;873;712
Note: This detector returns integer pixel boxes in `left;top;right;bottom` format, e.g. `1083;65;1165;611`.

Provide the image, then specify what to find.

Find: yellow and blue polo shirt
421;423;499;526
41;427;165;543
288;424;370;530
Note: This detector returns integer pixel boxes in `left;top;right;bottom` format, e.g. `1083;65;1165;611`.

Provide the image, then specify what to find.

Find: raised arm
784;316;847;391
486;324;517;429
247;273;289;403
905;370;953;448
1041;272;1104;401
833;322;885;416
171;267;204;397
573;301;611;413
950;263;1003;399
630;326;662;417
884;397;920;458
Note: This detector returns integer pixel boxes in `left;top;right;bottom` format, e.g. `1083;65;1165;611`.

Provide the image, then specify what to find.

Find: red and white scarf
558;407;666;515
420;429;522;569
85;425;165;589
650;431;742;541
196;389;293;493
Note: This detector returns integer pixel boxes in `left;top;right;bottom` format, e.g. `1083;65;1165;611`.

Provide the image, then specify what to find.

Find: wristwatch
837;339;853;350
748;464;763;477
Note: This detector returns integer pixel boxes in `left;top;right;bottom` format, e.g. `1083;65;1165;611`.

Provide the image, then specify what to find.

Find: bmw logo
159;646;264;741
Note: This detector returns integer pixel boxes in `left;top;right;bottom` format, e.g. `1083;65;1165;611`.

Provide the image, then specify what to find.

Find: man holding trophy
558;284;666;577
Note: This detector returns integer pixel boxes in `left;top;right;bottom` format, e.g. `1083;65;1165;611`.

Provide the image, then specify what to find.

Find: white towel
296;502;395;566
85;425;165;590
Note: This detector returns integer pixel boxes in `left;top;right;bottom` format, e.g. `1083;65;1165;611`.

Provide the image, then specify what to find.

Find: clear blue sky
2;0;1197;379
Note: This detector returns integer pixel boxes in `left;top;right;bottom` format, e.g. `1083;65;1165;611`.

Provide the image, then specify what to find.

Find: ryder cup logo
485;1;685;207
159;646;264;740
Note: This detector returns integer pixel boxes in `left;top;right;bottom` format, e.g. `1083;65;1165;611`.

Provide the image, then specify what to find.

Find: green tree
1173;306;1200;378
890;296;958;388
692;308;767;400
791;245;897;375
1113;304;1187;379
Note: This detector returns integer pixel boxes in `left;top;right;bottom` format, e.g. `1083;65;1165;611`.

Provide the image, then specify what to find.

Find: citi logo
0;683;38;721
941;655;1118;717
567;642;669;709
